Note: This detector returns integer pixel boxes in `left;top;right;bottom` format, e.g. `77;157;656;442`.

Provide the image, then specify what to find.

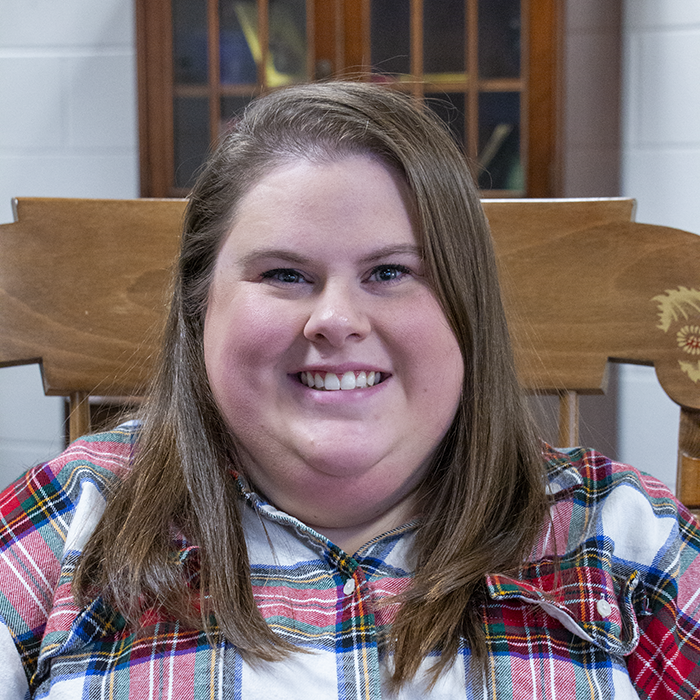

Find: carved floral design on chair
653;287;700;383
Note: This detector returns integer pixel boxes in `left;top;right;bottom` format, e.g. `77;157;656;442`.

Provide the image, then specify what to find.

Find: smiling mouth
299;370;383;391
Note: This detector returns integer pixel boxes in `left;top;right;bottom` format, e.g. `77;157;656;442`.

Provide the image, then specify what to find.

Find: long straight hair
75;82;549;687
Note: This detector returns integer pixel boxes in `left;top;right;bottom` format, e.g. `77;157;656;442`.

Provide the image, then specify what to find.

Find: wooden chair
1;197;700;509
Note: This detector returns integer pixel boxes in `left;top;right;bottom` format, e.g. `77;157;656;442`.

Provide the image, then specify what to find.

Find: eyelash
260;268;309;284
367;264;412;283
260;264;413;285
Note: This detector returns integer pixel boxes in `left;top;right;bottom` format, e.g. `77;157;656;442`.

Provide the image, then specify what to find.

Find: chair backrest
482;198;700;509
2;197;700;508
0;198;185;440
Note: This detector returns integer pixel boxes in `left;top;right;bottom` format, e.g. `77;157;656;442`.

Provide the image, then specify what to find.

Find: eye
260;268;309;284
367;264;412;283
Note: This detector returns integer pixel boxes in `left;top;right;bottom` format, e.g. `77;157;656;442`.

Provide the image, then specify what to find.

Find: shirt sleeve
623;474;700;699
0;622;29;699
0;430;130;695
0;461;68;690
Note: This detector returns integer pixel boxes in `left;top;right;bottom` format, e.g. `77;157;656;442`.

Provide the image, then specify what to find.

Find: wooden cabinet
137;0;559;198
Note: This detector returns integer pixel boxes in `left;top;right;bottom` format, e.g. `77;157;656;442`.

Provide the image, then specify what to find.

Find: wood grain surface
2;197;699;504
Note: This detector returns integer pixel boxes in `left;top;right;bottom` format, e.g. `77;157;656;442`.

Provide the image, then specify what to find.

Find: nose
303;281;371;348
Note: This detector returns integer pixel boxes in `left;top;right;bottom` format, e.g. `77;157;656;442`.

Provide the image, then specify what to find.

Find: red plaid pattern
0;427;698;698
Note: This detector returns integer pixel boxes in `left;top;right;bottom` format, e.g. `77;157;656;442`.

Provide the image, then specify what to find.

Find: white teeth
324;373;341;391
340;371;356;390
300;370;383;391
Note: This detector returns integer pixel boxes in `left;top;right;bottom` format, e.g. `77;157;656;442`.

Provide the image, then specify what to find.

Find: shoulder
542;443;700;580
543;442;676;503
489;446;700;697
0;422;138;536
0;424;138;686
0;421;138;569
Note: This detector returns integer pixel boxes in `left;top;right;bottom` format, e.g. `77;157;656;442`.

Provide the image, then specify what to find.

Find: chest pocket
487;565;644;657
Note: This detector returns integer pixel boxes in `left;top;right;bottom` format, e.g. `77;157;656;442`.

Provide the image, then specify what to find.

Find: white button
343;578;356;595
597;599;612;618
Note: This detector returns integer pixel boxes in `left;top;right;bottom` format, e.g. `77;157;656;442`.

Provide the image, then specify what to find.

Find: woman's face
204;155;464;548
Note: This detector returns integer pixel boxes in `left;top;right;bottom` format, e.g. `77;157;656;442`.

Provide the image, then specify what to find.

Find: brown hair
75;81;549;687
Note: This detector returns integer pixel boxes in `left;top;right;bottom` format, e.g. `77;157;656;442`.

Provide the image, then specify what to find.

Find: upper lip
292;364;388;375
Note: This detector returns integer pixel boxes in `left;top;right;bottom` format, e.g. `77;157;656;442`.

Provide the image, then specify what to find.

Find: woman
0;82;698;699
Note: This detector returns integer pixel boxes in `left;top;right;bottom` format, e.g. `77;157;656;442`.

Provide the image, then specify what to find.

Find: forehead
220;155;418;255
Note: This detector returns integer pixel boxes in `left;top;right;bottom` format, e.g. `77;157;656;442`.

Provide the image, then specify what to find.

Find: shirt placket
332;556;384;699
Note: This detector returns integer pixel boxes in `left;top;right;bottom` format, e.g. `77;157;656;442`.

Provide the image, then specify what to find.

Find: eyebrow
238;244;422;268
238;249;309;268
358;244;422;264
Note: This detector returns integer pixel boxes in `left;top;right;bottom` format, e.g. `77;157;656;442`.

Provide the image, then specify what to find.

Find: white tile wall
0;0;134;47
636;32;700;146
617;364;679;493
620;0;700;491
67;53;137;149
0;58;64;148
0;366;64;486
624;2;700;29
0;0;138;488
624;148;700;234
0;155;138;222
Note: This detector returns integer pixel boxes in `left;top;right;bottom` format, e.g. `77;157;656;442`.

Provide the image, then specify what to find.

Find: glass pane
423;0;465;79
173;0;208;84
223;0;308;87
477;92;522;191
478;0;521;79
174;97;211;189
221;95;254;135
220;2;257;84
425;92;466;148
371;0;410;78
269;0;308;84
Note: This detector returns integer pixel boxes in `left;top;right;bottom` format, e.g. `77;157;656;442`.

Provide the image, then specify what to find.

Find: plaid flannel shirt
0;424;699;699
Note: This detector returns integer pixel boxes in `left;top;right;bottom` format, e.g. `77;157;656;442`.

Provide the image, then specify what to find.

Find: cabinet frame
136;0;561;198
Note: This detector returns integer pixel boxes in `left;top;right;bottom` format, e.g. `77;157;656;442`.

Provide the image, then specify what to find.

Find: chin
299;447;387;480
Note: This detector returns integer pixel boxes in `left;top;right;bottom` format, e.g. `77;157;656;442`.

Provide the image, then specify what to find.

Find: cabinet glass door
160;0;533;197
369;0;523;194
172;0;311;192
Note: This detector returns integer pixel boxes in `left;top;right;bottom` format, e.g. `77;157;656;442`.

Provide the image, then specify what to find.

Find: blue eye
369;264;411;282
261;268;307;284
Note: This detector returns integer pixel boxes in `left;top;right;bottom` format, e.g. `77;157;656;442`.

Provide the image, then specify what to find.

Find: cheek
391;298;464;394
204;298;260;388
203;292;301;398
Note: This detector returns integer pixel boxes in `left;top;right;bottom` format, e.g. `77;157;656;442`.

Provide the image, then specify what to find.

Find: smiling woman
203;156;464;554
0;82;699;699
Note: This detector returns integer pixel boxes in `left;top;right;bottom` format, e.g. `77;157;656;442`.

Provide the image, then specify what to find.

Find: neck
311;496;418;555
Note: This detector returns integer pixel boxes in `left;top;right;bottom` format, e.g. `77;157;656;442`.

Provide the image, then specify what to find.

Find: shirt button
597;598;612;618
343;578;356;595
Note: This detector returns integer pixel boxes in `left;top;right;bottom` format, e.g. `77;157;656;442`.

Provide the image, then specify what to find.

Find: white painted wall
0;0;138;487
618;1;700;493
